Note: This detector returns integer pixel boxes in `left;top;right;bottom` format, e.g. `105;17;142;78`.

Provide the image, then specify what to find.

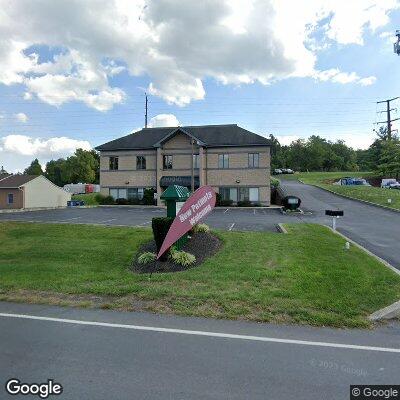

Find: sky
0;0;400;172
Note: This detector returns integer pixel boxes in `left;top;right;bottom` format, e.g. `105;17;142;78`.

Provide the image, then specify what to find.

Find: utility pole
191;139;195;193
376;97;399;140
144;93;148;128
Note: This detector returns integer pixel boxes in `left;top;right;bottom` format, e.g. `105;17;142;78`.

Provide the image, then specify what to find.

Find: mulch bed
131;232;222;274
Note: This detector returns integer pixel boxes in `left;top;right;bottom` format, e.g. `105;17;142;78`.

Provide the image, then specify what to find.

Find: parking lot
0;206;308;232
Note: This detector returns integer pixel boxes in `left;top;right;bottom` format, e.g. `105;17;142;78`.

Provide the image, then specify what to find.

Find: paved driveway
1;302;399;400
280;180;400;270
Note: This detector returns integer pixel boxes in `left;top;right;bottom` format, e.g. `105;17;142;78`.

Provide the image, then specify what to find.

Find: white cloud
14;112;28;123
313;68;376;86
0;0;397;107
1;134;91;156
276;135;300;146
148;114;180;128
0;134;92;172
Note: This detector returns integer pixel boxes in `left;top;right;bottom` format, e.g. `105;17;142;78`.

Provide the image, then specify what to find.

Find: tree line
19;127;400;188
270;127;400;178
24;149;100;186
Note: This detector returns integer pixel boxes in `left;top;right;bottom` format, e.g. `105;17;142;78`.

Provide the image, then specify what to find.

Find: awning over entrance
160;176;199;188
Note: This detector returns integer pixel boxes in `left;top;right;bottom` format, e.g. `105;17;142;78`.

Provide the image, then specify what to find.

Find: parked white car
381;179;400;189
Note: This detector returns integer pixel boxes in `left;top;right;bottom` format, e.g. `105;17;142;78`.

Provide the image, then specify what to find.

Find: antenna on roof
144;92;148;128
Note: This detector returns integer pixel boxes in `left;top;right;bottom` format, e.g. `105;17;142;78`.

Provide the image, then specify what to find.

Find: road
280;180;400;270
0;302;399;400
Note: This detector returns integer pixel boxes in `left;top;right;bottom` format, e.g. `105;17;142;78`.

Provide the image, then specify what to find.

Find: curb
0;206;69;214
369;300;400;321
98;205;165;210
326;226;400;322
298;180;400;214
276;223;288;234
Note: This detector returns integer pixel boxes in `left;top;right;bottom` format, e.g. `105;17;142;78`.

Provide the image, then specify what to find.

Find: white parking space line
253;209;256;215
1;312;399;354
228;223;235;231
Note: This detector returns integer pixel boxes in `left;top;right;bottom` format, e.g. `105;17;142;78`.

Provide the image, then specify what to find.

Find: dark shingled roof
0;173;11;181
95;124;270;151
0;175;38;188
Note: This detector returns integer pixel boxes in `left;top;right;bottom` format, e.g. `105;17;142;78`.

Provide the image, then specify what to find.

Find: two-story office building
95;124;271;205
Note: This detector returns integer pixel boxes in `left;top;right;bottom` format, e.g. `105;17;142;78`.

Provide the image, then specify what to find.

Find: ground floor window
127;188;144;200
110;187;144;200
7;193;13;204
219;187;237;202
220;187;259;202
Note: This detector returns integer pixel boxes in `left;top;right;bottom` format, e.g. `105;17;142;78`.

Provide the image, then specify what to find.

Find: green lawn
284;171;400;211
72;193;99;205
1;222;399;328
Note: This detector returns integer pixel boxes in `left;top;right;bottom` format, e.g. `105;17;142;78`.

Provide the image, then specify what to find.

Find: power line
376;97;400;139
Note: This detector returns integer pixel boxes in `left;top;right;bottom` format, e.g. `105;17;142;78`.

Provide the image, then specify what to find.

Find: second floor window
193;154;199;169
109;156;119;170
163;155;173;169
136;156;146;170
218;154;229;169
248;153;259;168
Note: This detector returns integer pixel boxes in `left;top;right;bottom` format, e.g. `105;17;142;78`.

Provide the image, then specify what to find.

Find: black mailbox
325;210;344;217
283;195;301;211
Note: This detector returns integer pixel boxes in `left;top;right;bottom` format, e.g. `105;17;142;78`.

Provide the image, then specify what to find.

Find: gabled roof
95;124;270;151
0;175;38;188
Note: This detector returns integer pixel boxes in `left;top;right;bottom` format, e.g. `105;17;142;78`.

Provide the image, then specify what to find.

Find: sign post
157;185;216;259
325;210;344;231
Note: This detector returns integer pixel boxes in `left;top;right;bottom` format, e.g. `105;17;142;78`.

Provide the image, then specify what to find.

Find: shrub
152;217;174;260
127;197;142;205
95;193;115;205
270;178;280;188
169;249;196;267
192;223;210;233
143;188;156;205
237;200;252;207
116;198;129;205
138;252;156;264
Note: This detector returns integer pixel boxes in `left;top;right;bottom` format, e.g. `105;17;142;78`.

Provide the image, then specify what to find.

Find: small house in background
0;175;71;210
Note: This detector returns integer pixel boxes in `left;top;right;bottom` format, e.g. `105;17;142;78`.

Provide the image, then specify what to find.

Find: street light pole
191;139;195;193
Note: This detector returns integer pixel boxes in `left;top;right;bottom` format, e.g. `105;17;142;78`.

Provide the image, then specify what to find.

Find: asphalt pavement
1;302;399;400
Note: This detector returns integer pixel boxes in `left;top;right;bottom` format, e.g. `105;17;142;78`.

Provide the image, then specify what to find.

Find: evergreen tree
24;159;43;175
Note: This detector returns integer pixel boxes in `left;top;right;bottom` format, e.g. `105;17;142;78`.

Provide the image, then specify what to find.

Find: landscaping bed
1;221;400;328
132;231;222;273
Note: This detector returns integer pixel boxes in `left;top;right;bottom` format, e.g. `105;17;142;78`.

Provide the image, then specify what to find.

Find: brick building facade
96;124;271;206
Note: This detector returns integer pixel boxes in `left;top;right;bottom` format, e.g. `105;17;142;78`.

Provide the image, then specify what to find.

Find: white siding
23;176;71;208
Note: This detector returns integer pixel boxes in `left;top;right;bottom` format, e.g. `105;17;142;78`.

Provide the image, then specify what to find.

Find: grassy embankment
283;171;400;211
1;221;399;328
71;193;99;205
